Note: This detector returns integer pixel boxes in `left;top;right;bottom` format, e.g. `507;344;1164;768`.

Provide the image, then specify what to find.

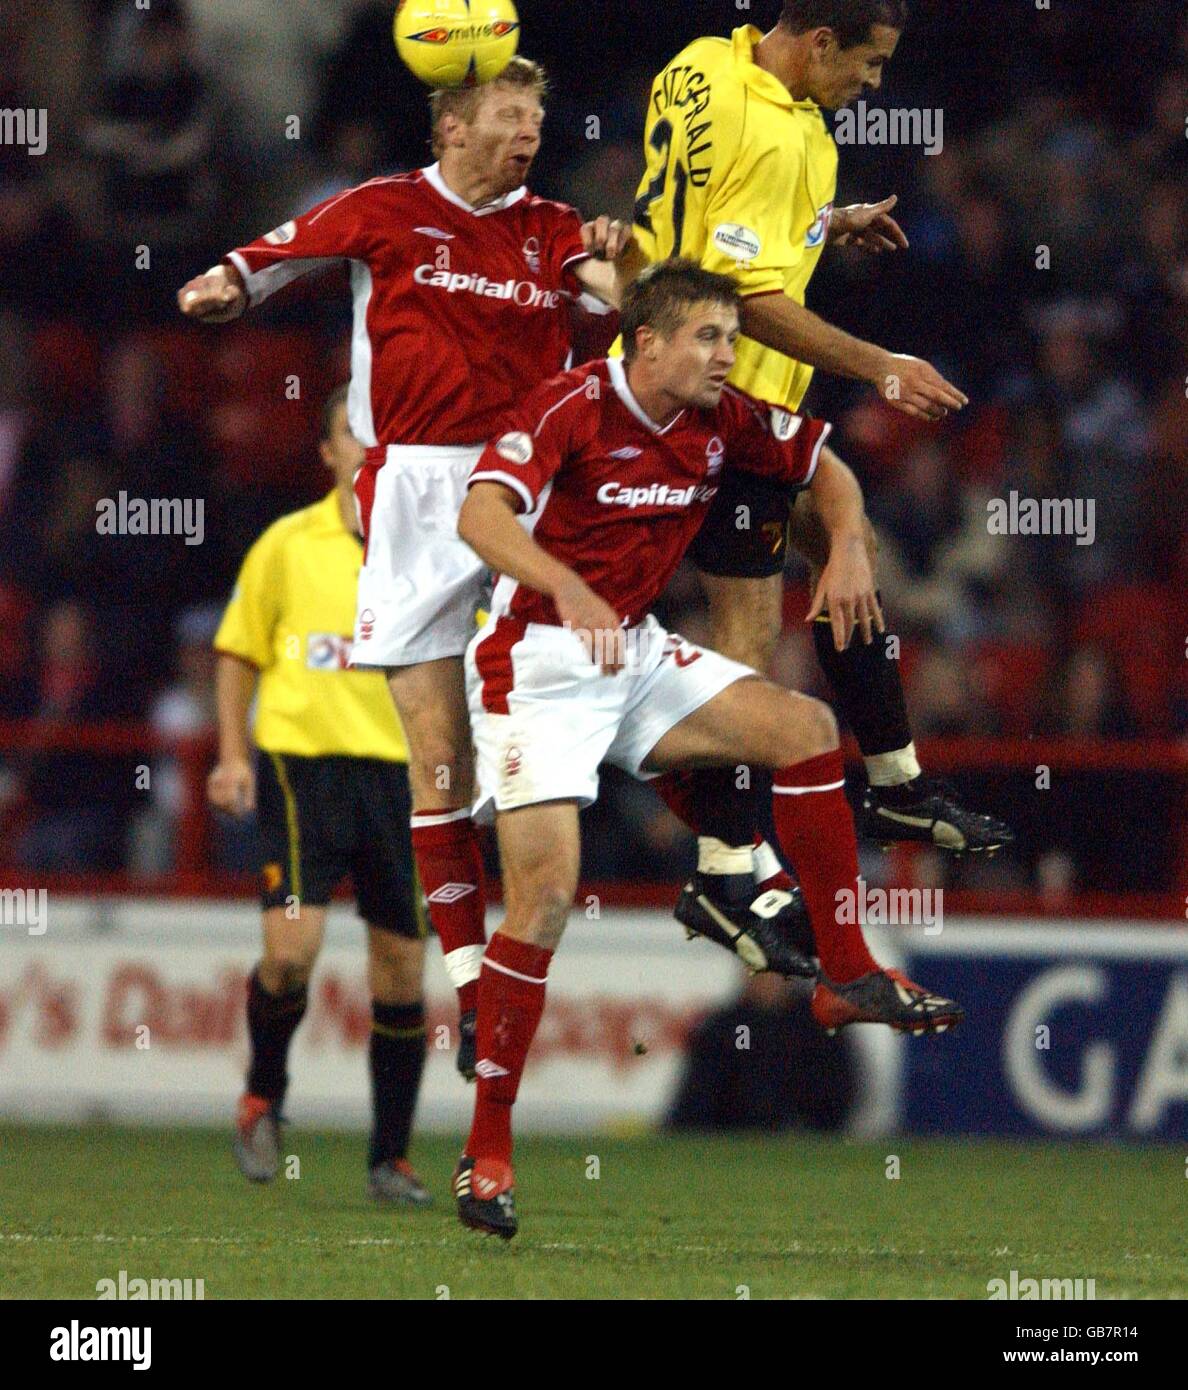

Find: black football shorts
255;752;424;938
688;469;796;579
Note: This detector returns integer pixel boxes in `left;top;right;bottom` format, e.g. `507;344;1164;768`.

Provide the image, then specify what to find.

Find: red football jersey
225;164;590;448
469;357;831;627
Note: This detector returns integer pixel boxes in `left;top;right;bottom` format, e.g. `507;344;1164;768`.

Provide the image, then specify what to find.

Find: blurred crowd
0;0;1185;890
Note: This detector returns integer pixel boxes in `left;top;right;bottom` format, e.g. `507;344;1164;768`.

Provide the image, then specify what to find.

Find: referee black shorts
688;469;796;580
255;752;425;939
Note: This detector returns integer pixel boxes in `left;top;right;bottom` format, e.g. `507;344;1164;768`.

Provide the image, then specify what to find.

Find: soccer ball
394;0;521;89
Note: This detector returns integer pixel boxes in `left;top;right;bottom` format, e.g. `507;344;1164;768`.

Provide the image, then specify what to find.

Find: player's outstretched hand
806;536;885;653
581;215;633;262
879;353;969;421
832;195;909;253
177;265;246;323
554;576;628;675
208;758;256;818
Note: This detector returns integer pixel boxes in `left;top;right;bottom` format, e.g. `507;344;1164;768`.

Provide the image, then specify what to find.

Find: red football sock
652;767;759;856
409;808;487;1015
466;932;553;1163
651;770;702;833
771;749;877;984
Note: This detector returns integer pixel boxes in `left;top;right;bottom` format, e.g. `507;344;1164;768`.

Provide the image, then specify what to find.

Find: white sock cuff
864;743;921;788
752;839;784;884
443;943;485;990
697;836;755;876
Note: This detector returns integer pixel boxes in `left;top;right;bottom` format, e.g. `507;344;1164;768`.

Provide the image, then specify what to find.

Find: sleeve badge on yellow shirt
805;202;834;248
712;223;761;262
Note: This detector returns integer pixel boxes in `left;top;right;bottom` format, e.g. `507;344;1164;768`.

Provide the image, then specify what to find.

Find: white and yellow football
394;0;521;89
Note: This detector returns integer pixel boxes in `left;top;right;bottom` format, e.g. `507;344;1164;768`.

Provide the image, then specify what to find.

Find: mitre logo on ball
394;1;521;89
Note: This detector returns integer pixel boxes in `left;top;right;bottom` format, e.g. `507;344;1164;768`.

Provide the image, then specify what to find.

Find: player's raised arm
178;261;247;322
572;216;648;309
828;194;909;252
739;293;968;421
672;25;965;422
177;178;383;322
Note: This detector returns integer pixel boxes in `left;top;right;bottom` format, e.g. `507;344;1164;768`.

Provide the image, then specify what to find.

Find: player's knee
509;873;574;950
408;737;470;800
801;697;840;757
777;695;838;765
369;933;425;1004
262;940;317;991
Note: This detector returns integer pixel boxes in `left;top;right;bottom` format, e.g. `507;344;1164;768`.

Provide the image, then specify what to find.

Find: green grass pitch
0;1126;1182;1299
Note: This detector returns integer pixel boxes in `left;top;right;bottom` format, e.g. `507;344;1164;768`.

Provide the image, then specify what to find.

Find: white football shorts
466;613;756;822
351;444;487;668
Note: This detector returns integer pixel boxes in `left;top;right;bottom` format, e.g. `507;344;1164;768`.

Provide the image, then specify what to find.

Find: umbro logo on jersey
427;882;478;904
413;226;455;240
474;1059;510;1080
609;446;643;460
264;220;296;245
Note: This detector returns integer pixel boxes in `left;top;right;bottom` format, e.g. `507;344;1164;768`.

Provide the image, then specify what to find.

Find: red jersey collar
422;162;529;217
605;357;686;435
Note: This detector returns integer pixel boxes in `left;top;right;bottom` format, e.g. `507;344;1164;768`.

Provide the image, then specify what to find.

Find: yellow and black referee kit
215;491;425;936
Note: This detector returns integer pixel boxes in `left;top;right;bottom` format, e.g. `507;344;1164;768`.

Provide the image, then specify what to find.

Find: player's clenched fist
208;758;256;817
581;215;633;262
879;352;968;422
177;264;247;323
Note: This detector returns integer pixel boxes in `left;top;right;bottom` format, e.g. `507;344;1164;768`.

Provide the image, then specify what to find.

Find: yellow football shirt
215;491;409;761
629;24;839;411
